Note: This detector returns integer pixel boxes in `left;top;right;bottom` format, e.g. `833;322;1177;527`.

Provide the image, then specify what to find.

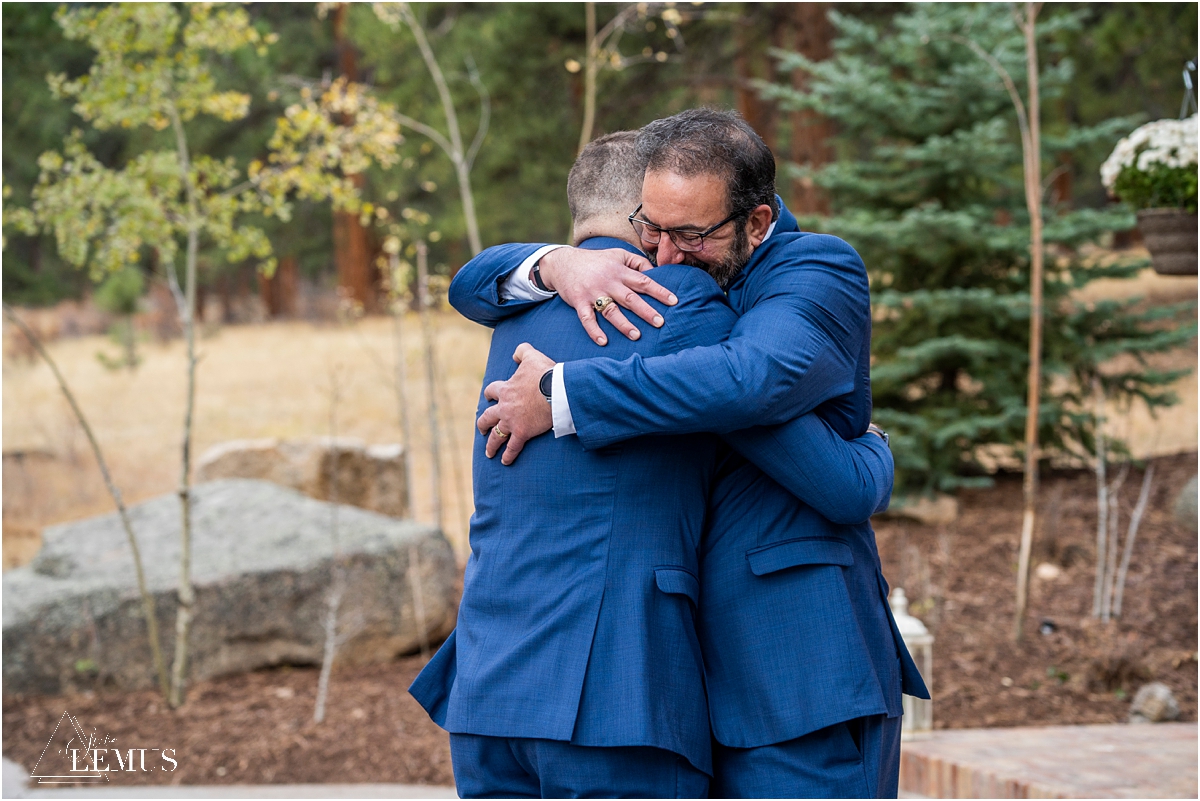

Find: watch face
539;368;554;400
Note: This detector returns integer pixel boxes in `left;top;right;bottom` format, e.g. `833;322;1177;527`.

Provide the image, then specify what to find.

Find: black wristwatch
539;368;554;403
531;261;552;292
867;423;889;447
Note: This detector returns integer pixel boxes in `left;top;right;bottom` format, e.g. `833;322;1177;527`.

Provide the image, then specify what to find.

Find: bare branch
1101;462;1130;622
398;2;480;253
315;365;348;723
1092;376;1108;618
1041;164;1070;200
3;304;170;702
164;256;187;316
393;112;457;162
464;54;491;171
948;33;1031;154
218;179;255;199
1113;462;1154;618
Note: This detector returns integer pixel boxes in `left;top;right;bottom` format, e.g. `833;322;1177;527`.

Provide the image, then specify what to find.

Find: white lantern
889;587;933;739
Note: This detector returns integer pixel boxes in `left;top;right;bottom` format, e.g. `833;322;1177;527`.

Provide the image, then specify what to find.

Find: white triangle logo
28;711;111;784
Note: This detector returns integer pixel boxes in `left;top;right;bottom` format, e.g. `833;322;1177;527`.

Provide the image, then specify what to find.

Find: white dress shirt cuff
551;362;576;437
500;245;567;302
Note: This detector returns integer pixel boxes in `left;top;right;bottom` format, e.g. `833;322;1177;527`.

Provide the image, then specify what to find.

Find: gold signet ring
493;427;511;439
593;296;616;314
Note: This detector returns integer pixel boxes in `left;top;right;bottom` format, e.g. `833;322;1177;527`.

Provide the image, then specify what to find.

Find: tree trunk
733;7;776;151
260;255;299;318
577;2;598;155
412;241;436;660
1014;2;1044;642
786;3;833;215
166;104;201;708
332;3;377;311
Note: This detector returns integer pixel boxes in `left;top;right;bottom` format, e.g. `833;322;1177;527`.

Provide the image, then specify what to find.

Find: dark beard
682;223;752;289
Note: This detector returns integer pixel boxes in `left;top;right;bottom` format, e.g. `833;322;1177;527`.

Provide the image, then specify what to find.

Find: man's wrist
536;247;571;292
504;245;563;302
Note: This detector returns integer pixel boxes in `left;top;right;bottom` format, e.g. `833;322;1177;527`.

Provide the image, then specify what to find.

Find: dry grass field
4;311;490;564
3;265;1196;571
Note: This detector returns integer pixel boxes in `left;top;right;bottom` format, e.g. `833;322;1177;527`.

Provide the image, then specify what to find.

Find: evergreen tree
761;4;1195;497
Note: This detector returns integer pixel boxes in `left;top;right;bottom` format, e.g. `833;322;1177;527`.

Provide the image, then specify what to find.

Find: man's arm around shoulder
448;243;557;328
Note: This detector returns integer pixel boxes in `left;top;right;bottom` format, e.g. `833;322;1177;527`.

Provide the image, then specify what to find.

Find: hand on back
538;247;678;345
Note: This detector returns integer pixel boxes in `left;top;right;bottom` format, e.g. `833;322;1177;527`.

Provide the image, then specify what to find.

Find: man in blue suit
410;131;897;798
456;110;930;798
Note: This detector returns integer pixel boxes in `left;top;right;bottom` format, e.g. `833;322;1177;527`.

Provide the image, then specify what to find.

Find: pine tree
761;4;1195;497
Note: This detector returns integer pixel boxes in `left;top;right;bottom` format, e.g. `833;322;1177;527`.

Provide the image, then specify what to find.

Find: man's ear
745;203;775;248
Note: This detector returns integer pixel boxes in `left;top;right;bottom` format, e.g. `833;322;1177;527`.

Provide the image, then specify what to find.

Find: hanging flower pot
1136;208;1198;275
1101;116;1198;276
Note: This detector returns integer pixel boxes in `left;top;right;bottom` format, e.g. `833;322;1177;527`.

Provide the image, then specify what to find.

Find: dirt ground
2;657;455;788
874;451;1198;730
4;453;1195;787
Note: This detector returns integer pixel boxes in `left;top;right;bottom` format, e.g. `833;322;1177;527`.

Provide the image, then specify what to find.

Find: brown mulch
2;657;454;787
3;453;1196;786
874;451;1198;729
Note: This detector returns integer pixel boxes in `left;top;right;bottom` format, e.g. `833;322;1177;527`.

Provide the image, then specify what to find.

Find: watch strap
531;262;551;292
867;423;889;447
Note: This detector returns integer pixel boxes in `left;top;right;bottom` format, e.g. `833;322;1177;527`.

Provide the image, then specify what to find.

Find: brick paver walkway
900;723;1197;798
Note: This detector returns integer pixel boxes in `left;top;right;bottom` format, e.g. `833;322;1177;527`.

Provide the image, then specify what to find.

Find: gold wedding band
593;296;616;314
493;427;510;439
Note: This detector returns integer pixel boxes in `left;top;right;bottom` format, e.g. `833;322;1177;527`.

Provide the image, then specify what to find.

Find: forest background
6;2;1196;302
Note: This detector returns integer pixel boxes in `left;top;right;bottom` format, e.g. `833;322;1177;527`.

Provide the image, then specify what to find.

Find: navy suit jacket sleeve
649;266;739;351
722;421;893;524
448;242;553;328
563;234;870;449
648;268;885;523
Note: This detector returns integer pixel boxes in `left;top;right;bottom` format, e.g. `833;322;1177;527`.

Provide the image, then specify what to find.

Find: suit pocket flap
746;539;854;576
654;567;700;604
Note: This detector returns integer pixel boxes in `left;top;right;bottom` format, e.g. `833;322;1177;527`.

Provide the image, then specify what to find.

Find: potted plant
1101;115;1198;275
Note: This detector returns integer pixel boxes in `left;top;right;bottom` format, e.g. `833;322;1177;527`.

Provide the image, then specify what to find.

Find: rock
1173;475;1197;533
196;438;409;518
1129;682;1180;723
881;494;959;526
2;479;457;697
1034;562;1062;581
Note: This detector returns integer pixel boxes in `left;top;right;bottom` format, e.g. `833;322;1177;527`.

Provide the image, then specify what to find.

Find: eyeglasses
627;203;743;253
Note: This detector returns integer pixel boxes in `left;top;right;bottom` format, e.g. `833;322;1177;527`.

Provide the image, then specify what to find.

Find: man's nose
655;236;685;266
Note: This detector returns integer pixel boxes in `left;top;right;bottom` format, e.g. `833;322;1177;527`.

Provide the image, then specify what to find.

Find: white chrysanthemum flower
1101;115;1198;193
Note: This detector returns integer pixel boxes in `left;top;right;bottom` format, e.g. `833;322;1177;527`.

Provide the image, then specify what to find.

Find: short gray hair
567;131;643;227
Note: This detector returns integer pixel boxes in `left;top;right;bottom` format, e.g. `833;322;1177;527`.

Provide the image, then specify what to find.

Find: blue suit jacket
412;253;733;774
416;236;899;773
439;223;925;755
